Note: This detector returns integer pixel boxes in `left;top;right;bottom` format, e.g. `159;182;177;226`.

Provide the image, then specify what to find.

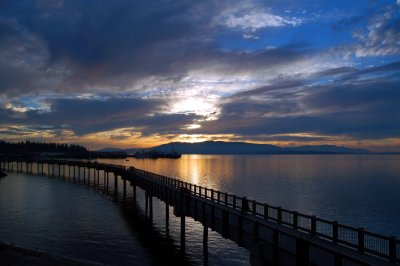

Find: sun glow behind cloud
0;1;399;151
167;96;221;122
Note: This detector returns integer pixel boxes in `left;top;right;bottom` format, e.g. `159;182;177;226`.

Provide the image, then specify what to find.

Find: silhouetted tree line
0;140;88;155
0;140;127;159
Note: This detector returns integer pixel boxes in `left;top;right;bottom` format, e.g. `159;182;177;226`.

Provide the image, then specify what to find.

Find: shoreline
0;241;104;266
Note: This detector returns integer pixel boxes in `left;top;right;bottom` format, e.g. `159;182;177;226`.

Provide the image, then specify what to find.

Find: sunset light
1;1;400;265
0;0;399;152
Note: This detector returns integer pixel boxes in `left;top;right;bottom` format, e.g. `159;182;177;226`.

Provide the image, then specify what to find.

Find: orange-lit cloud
0;1;399;152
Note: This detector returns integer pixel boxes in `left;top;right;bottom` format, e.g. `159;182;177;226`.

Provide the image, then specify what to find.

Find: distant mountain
152;141;284;154
101;141;370;155
96;147;126;152
287;145;369;154
146;141;369;155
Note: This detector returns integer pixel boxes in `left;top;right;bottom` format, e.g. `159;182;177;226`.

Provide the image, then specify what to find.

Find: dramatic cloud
222;11;304;32
353;5;400;57
196;62;400;141
0;0;399;151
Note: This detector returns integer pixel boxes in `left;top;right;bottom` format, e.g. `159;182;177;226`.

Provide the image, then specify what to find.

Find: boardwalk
1;158;399;265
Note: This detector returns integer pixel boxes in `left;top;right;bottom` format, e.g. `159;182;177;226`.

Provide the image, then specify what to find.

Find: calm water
101;154;400;237
0;173;153;265
1;155;400;265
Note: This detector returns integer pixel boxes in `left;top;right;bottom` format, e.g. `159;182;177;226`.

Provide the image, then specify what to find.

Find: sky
0;0;399;151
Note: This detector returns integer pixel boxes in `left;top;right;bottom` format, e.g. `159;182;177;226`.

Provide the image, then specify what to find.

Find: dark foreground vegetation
0;141;126;159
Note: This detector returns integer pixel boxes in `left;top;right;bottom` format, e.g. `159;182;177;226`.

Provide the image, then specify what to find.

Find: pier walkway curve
1;158;399;266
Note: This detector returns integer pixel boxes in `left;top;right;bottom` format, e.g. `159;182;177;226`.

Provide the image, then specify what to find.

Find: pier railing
1;158;399;265
131;167;399;264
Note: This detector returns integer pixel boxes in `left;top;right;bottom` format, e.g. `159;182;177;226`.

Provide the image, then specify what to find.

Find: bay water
1;154;399;265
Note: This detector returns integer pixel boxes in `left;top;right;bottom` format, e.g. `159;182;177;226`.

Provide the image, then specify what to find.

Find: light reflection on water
100;154;400;238
1;154;399;265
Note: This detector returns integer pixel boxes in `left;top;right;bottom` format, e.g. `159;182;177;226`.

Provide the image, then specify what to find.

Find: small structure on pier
132;149;181;159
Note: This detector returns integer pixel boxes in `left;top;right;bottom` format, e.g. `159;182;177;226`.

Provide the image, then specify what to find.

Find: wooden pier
1;158;399;265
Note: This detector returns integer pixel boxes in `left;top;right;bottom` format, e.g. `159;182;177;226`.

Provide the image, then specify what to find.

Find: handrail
129;165;399;264
1;158;399;264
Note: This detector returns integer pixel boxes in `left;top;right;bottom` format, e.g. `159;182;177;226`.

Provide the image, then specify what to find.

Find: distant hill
287;145;368;154
96;147;127;152
121;141;369;155
151;141;283;154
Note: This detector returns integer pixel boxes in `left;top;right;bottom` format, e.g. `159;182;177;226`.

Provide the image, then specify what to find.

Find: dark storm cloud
1;97;200;136
0;0;310;97
0;0;200;95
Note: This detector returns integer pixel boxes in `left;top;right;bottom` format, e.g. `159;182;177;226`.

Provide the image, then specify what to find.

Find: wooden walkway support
0;158;399;266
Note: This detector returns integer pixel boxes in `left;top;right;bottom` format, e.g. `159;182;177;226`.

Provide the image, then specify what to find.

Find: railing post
358;228;365;252
132;184;136;206
149;192;153;220
332;221;339;243
252;200;256;215
145;191;149;216
293;211;298;229
311;216;317;235
203;225;208;261
114;173;118;196
233;196;237;209
202;201;207;224
242;197;249;214
102;171;106;191
97;169;100;189
264;204;269;219
123;179;127;205
277;207;282;224
180;188;186;254
389;236;397;263
106;172;109;192
165;203;169;235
